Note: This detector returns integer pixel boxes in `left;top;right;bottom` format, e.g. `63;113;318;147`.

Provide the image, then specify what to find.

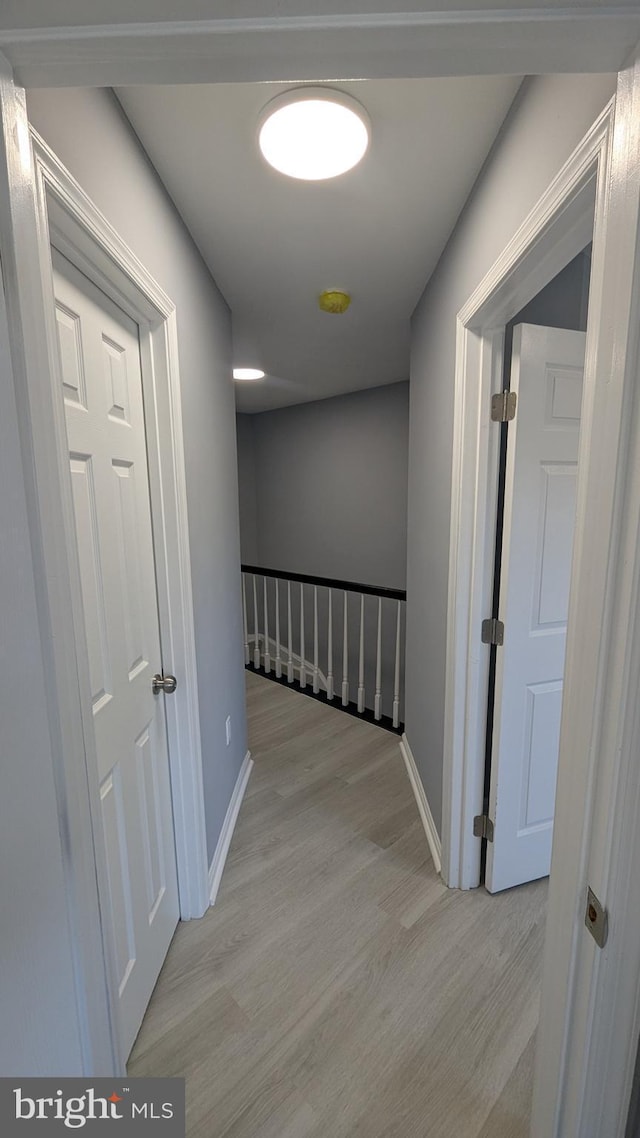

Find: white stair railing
242;574;249;665
263;576;270;673
287;580;293;682
241;564;406;732
274;579;282;678
327;588;334;701
357;594;365;714
312;585;319;694
299;581;306;689
374;596;383;721
252;574;260;669
393;599;402;729
342;591;349;707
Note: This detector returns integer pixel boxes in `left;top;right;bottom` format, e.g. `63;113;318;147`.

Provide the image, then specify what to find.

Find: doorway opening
442;98;610;897
481;247;592;892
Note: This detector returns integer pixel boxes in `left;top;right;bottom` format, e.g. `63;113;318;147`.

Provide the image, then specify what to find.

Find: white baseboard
208;749;253;906
399;733;442;876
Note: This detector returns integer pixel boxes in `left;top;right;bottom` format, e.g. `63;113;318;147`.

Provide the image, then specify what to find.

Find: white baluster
327;588;334;700
299;582;306;688
287;580;293;682
313;585;319;693
263;576;271;673
242;573;249;665
275;579;282;678
374;596;383;720
393;599;402;729
357;594;365;713
342;591;349;706
252;574;260;668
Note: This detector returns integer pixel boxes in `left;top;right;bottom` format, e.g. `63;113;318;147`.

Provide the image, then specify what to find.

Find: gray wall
236;413;259;564
27;87;247;863
501;247;591;384
0;301;85;1075
406;73;616;834
238;381;409;589
514;246;591;332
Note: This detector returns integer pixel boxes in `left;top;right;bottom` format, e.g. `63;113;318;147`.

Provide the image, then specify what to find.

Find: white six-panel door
486;323;586;894
53;251;179;1056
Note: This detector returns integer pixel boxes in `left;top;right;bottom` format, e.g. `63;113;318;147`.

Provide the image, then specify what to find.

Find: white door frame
442;98;611;893
0;62;209;1075
1;5;637;88
445;46;640;1137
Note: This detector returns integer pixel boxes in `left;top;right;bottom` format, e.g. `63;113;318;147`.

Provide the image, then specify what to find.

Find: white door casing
54;252;179;1058
486;324;586;894
1;7;638;88
441;47;640;1134
21;117;210;1076
443;140;600;899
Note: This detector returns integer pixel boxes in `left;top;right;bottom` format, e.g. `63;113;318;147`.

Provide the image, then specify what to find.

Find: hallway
129;671;547;1137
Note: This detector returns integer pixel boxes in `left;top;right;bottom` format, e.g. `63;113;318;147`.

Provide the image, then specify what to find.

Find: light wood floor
129;671;547;1137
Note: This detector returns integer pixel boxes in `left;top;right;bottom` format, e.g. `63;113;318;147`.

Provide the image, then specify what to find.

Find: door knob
152;673;177;695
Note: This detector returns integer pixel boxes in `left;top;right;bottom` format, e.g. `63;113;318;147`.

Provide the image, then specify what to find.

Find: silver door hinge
491;390;517;422
474;814;495;842
585;886;608;949
482;618;504;646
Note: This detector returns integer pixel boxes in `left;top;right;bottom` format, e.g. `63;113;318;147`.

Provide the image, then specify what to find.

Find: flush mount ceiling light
258;88;370;181
233;367;265;381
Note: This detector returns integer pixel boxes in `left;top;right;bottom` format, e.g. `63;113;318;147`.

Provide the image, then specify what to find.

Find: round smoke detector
318;290;351;315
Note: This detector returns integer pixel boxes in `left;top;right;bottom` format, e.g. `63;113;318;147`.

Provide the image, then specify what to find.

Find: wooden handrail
241;563;406;603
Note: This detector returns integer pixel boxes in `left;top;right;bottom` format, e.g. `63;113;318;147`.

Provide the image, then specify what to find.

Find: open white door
486;323;586;894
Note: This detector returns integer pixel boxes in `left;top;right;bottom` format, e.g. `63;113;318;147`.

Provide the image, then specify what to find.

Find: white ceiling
118;77;521;412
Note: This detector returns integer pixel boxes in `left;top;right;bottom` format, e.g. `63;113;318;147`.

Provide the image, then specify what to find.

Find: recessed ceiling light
258;88;370;181
233;368;265;381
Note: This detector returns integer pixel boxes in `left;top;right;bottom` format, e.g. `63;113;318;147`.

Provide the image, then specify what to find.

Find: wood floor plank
129;671;547;1137
476;1033;537;1138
